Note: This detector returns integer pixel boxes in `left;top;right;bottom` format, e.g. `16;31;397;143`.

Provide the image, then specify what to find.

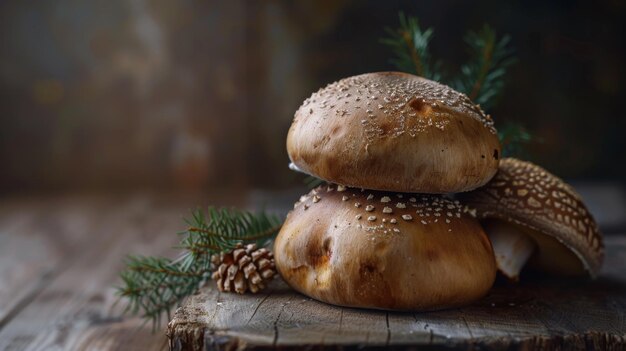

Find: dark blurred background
1;0;625;196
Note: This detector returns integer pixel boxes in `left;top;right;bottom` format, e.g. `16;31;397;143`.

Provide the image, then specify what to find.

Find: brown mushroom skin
459;158;604;277
274;187;497;311
287;72;501;194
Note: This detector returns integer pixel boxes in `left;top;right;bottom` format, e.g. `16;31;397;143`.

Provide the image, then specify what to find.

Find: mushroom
274;186;497;311
286;72;501;194
459;158;604;280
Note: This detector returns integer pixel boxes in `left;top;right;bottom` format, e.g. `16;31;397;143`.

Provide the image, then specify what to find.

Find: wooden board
0;194;246;351
168;236;626;350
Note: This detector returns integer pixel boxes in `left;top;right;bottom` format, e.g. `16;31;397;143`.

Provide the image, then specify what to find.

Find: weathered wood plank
0;197;115;328
0;195;247;351
168;235;626;350
1;194;622;350
0;196;175;350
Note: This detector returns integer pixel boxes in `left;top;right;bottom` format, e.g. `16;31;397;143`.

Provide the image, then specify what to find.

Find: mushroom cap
274;185;496;311
286;72;501;194
459;158;604;277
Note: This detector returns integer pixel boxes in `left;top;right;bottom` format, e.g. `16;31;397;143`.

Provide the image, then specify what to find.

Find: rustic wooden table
169;238;626;350
0;194;245;351
1;193;625;351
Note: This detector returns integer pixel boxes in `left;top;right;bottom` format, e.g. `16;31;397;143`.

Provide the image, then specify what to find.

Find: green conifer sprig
498;122;535;158
117;207;283;329
452;25;516;111
177;208;283;270
382;13;530;156
118;255;203;329
380;12;442;81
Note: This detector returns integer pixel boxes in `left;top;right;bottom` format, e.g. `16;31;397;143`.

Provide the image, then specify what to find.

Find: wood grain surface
0;194;244;351
0;194;624;351
168;236;626;351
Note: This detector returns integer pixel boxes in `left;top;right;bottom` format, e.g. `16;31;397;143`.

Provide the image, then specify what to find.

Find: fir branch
177;208;282;270
498;122;536;157
117;207;283;329
117;255;203;329
381;12;441;81
452;24;516;111
381;13;532;154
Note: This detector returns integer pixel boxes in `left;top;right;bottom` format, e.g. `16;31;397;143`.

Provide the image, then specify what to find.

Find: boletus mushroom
274;186;497;311
287;72;501;194
459;158;604;280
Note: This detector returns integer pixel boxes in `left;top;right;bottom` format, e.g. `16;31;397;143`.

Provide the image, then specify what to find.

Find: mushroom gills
483;219;536;281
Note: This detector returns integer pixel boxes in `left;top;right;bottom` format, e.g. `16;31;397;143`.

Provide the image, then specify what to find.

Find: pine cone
211;243;276;294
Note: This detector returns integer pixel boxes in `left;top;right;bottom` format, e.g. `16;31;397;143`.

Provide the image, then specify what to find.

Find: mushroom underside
482;219;587;278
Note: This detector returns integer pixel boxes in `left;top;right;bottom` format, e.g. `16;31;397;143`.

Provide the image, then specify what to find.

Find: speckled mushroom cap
459;158;604;277
274;185;496;311
287;72;501;193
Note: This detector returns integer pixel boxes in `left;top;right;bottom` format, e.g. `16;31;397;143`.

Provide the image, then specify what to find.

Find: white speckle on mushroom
396;202;406;209
390;218;397;224
337;185;346;192
402;214;413;221
367;194;374;201
421;220;427;225
355;202;361;208
342;195;349;201
356;214;362;220
383;207;393;214
312;195;320;203
409;197;417;202
381;196;391;203
365;205;375;212
367;216;376;222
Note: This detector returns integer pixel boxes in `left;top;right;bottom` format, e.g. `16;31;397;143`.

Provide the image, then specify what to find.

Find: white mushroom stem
288;162;304;173
483;220;537;281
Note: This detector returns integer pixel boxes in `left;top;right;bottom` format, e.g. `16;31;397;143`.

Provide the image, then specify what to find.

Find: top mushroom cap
287;72;501;194
459;158;604;276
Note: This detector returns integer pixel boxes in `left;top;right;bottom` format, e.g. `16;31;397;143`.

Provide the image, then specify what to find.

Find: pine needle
452;24;516;111
382;13;529;153
498;122;536;157
380;12;442;81
117;207;283;329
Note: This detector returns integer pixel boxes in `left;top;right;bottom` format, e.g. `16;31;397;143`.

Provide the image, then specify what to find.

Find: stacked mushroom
275;72;501;310
275;72;604;311
458;158;604;280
